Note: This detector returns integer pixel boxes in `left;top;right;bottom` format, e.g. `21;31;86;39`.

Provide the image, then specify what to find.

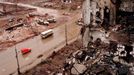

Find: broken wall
97;0;116;25
82;0;116;47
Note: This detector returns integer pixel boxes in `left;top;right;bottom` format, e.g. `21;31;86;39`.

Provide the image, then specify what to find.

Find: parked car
21;48;31;55
37;19;49;26
47;17;56;23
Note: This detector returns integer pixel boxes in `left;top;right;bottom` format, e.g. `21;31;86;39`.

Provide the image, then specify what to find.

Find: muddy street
0;1;82;75
0;15;81;75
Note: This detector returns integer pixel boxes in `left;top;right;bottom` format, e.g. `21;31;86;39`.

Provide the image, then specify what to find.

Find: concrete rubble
0;12;58;50
0;0;133;75
58;38;134;75
76;0;134;75
0;0;83;51
20;0;134;75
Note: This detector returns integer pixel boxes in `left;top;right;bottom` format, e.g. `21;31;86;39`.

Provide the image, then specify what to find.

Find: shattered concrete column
82;0;92;48
110;2;116;25
101;7;104;21
91;0;99;26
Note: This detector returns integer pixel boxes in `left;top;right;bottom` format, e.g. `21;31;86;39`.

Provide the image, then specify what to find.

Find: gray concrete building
82;0;116;47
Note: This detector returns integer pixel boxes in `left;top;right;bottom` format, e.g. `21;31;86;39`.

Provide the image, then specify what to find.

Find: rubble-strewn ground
0;6;37;50
20;35;134;75
0;11;70;51
21;40;83;75
34;0;83;10
1;0;134;75
0;0;82;51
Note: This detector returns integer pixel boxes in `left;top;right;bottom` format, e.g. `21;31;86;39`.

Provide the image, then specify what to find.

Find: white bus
41;29;53;39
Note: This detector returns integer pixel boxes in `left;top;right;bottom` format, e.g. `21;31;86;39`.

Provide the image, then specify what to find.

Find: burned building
116;0;134;26
80;0;134;75
82;0;134;47
82;0;117;47
82;0;116;26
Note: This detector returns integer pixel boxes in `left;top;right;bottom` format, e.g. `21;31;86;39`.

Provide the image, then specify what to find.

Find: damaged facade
14;0;134;75
82;0;134;48
79;0;134;75
82;0;116;47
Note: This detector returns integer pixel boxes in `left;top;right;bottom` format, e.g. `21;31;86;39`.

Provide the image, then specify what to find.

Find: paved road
0;19;81;75
0;2;81;75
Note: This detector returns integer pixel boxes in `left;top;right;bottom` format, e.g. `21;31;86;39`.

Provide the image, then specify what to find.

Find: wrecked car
47;17;56;23
37;19;49;26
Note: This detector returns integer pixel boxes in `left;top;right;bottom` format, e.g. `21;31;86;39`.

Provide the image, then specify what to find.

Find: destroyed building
82;0;134;47
82;0;116;47
52;0;134;74
76;0;134;75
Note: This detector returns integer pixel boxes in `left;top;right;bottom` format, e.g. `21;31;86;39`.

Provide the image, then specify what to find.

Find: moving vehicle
41;29;53;39
21;48;31;55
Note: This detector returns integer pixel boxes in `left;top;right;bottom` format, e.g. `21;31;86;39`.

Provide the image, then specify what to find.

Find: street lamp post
65;24;68;46
15;46;21;75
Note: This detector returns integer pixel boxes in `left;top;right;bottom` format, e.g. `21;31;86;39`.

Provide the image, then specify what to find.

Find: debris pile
60;39;134;75
21;40;83;75
20;36;134;75
35;0;83;10
0;11;59;51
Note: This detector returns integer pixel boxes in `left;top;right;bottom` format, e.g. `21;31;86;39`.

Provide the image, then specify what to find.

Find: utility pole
65;24;68;46
2;4;6;14
15;46;21;75
15;0;18;12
